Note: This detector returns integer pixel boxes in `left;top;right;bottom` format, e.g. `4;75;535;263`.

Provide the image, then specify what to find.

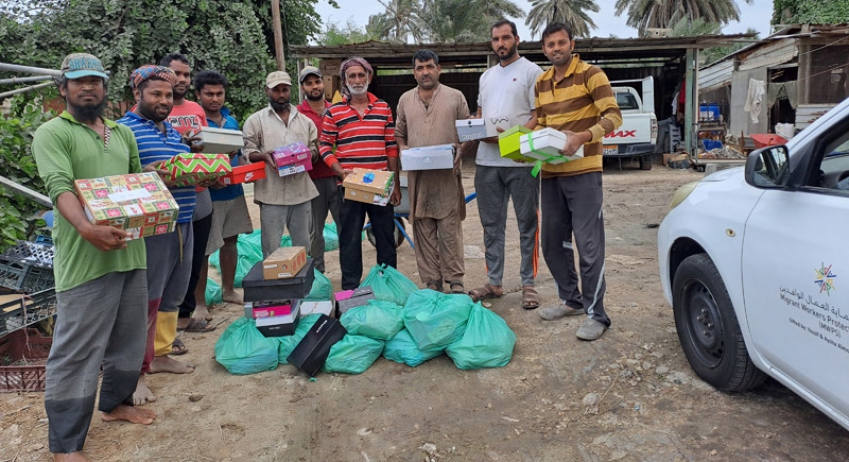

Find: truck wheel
639;154;654;170
672;254;766;392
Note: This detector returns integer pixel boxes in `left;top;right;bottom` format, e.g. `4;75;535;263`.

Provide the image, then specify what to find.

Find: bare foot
222;290;243;305
53;452;90;462
192;304;212;322
101;403;155;425
150;355;195;374
133;374;156;406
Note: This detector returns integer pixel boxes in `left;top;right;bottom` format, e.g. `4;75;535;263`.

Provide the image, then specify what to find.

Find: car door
742;117;849;419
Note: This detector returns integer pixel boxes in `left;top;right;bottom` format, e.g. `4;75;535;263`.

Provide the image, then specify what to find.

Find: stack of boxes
241;246;313;336
342;169;395;206
273;142;313;177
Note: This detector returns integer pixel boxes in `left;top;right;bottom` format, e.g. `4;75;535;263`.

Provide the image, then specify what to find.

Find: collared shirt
319;92;398;171
296;99;336;180
117;111;196;222
242;104;319;206
534;54;623;177
395;84;470;220
207;107;245;202
32;111;146;292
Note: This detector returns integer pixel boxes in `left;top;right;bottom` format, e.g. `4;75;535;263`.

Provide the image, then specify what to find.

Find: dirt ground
2;158;848;462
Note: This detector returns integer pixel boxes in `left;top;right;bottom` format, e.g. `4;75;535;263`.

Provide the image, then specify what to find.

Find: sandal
521;286;540;310
178;318;216;333
468;283;503;302
448;281;466;294
426;280;444;292
170;338;188;356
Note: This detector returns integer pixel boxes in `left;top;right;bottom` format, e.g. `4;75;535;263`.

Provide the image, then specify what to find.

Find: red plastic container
749;134;788;149
0;328;52;392
222;162;266;185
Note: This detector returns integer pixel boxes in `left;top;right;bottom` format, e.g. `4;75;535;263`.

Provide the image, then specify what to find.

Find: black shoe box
243;258;315;302
286;314;347;376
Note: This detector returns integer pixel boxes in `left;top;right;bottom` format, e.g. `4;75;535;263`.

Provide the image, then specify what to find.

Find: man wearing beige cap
296;66;339;273
242;70;319;257
33;52;155;461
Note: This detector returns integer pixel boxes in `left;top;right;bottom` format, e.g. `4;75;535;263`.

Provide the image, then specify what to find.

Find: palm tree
614;0;753;37
375;0;423;42
418;0;525;43
525;0;599;39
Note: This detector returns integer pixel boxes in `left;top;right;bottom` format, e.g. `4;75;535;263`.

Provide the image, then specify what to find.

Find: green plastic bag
323;222;339;251
383;329;443;367
305;269;332;301
277;314;322;364
403;290;473;352
446;303;516;370
360;264;419;305
209;229;264;288
205;278;223;305
321;334;384;374
340;300;403;340
214;318;279;375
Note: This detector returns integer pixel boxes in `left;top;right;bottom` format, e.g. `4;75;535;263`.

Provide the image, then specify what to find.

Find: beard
306;90;324;102
346;82;368;97
70;100;106;123
269;96;290;112
496;44;518;62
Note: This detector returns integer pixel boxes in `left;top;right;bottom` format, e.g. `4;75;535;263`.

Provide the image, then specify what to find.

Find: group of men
31;18;621;462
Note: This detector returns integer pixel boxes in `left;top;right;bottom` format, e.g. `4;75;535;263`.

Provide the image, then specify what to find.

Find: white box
400;144;455;171
519;128;584;164
455;119;489;142
199;126;244;153
299;300;334;317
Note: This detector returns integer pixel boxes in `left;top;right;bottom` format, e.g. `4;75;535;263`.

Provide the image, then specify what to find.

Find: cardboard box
299;300;334;318
343;187;389;206
400;144;455;171
245;299;296;319
255;303;300;337
263;246;307;280
519;128;584;164
243;258;315;302
158;153;232;187
498;125;535;161
273;142;313;177
222;162;266;185
455;118;497;142
343;169;394;195
333;286;375;317
199;126;244;153
286;314;347;376
75;173;179;240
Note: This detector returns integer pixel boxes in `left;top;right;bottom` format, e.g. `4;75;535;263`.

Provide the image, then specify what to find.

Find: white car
658;98;849;432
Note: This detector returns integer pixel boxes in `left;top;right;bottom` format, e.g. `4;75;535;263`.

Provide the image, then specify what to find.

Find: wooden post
271;0;285;70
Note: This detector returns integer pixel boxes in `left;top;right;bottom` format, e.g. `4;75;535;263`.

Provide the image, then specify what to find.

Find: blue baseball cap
60;53;109;80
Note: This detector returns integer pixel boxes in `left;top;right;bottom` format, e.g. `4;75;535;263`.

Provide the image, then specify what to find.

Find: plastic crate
0;328;52;392
0;288;57;337
0;241;55;293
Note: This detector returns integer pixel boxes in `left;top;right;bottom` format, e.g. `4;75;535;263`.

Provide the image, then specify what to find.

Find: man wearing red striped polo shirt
319;57;401;289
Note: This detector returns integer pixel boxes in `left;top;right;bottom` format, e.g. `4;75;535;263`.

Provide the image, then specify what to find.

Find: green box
498;126;535;162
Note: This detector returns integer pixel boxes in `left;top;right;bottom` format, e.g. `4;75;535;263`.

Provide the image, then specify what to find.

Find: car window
817;131;849;191
615;92;639;110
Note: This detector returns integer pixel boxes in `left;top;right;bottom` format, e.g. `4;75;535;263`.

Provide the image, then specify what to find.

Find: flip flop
170;338;188;356
179;318;216;333
468;283;503;302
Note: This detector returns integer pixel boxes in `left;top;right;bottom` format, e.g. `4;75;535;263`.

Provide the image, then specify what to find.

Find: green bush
0;97;53;251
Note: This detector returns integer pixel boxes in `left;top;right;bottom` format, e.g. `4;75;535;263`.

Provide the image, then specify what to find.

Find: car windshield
615;92;639;110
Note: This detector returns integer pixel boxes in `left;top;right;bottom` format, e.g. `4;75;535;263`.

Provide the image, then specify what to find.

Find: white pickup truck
603;77;658;170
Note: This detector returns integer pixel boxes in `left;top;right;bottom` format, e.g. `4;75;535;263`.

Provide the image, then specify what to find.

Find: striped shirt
319;92;398;171
535;54;622;177
117;111;196;222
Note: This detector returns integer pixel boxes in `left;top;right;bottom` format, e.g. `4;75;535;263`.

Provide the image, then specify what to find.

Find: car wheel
365;217;406;248
639;154;654;170
672;254;766;392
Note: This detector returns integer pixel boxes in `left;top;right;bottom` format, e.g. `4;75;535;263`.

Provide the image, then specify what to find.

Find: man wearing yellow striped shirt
534;22;622;341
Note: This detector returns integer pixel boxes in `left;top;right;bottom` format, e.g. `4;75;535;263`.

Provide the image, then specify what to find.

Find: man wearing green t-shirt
32;53;155;461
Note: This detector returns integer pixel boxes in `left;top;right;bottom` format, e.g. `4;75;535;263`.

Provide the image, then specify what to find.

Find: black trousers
337;186;397;289
178;212;213;318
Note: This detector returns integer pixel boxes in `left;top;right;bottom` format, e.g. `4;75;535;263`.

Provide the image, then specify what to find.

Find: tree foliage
773;0;849;25
614;0;753;36
668;18;759;64
525;0;599;39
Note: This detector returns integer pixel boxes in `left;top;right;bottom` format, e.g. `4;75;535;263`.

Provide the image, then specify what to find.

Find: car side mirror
745;145;790;188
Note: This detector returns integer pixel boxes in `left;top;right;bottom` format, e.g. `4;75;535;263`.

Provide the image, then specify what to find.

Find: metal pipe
0;75;54;85
0;175;53;208
0;81;54;98
0;62;62;76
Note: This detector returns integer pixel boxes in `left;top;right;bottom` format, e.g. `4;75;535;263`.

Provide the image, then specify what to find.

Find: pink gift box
273;142;311;168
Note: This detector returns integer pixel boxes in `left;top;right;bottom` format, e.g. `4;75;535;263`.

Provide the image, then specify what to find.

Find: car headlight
669;181;699;210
